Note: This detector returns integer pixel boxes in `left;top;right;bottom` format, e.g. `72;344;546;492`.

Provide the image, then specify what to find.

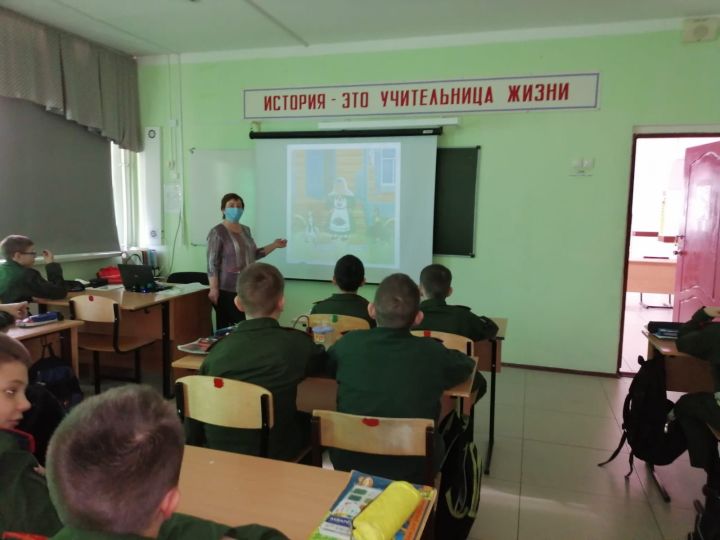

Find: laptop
117;264;173;293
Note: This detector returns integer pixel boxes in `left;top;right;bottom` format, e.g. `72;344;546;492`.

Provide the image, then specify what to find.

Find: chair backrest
69;295;119;324
175;375;274;455
311;410;435;483
167;271;209;285
410;329;473;355
308;314;370;347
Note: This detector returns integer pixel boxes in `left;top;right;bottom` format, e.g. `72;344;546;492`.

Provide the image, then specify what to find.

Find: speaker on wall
683;18;719;43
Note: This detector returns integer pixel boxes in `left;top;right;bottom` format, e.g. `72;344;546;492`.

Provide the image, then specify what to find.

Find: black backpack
436;403;482;540
28;343;84;411
599;355;686;474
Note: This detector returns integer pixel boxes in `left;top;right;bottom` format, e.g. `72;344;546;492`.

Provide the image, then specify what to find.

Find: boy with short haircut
311;254;375;327
0;332;62;537
193;262;326;461
0;235;66;303
327;273;476;483
414;263;498;342
46;385;287;540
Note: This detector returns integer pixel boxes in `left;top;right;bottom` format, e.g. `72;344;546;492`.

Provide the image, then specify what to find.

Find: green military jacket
677;307;720;391
0;429;62;537
189;318;326;460
0;260;67;303
311;292;376;327
50;513;288;539
414;298;498;342
327;327;475;483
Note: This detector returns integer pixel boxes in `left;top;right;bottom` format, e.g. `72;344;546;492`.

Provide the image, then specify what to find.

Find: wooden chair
311;409;436;486
410;329;473;355
308;314;370;347
69;295;156;394
175;375;274;457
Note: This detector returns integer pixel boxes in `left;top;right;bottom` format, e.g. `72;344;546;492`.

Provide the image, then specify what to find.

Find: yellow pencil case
353;481;422;540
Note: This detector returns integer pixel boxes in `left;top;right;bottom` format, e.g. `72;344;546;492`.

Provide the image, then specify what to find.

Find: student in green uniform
672;306;720;540
46;385;287;540
0;332;62;537
413;263;498;342
327;273;476;484
311;254;375;327
192;262;326;461
0;235;67;304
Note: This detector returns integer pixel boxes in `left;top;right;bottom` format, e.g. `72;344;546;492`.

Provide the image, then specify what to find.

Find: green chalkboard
433;147;480;256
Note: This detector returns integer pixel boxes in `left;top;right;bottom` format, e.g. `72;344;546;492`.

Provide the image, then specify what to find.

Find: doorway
619;134;720;374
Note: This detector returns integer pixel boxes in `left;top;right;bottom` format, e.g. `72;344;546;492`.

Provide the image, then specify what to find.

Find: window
110;143;138;250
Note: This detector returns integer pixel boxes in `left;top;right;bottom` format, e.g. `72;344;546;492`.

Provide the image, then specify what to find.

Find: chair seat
172;355;203;371
79;333;156;353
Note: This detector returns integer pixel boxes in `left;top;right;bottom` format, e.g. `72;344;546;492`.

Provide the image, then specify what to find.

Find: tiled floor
470;367;702;540
621;292;674;373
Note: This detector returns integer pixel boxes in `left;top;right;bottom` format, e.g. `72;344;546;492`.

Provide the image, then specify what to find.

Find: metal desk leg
484;339;497;475
647;463;671;502
162;302;172;398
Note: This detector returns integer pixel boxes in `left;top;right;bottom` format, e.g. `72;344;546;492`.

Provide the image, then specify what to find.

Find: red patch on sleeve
423;330;431;337
213;378;224;388
362;418;379;427
89;295;94;301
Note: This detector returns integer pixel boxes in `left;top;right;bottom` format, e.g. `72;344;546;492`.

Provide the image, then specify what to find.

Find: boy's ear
277;295;286;313
448;286;453;298
234;295;244;312
418;285;426;298
332;276;337;286
414;310;424;326
11;252;23;264
368;303;376;320
158;486;180;521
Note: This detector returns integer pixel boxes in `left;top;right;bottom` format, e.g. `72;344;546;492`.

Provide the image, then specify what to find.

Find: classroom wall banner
243;73;599;119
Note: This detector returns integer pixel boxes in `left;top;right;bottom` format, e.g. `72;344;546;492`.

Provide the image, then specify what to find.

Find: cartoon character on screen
328;176;354;241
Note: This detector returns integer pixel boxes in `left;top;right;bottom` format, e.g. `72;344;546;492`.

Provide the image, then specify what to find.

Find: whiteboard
187;149;255;246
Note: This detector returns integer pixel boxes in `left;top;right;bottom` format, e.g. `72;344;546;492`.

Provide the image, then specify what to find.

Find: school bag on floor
436;402;482;540
598;355;686;475
28;343;84;411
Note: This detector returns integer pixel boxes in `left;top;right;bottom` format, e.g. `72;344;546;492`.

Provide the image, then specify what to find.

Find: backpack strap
597;431;627;467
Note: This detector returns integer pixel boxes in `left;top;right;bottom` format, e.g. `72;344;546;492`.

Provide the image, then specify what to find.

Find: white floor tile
517;484;663;540
523;408;623;451
521;440;647;501
469;478;520;540
476;435;523;483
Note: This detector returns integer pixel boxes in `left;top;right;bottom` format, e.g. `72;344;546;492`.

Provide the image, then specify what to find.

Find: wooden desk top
38;282;208;311
642;328;691;358
177;445;349;540
7;319;84;341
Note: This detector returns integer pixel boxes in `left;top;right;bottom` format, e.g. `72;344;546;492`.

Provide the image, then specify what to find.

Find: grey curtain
0;7;142;152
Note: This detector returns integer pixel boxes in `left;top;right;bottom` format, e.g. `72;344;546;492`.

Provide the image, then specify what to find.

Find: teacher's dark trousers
214;289;246;330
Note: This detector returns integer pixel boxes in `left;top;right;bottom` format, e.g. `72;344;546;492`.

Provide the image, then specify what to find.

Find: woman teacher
207;193;287;328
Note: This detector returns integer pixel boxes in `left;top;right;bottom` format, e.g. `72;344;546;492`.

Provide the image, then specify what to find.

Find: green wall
138;30;720;373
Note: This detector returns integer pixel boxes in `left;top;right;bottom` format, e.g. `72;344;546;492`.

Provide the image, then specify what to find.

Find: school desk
38;283;211;397
177;445;348;539
8;319;84;374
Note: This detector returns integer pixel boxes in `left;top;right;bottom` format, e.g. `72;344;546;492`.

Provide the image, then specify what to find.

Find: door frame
617;132;720;375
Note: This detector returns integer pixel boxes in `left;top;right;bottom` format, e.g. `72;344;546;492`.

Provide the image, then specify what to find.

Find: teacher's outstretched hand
206;193;288;330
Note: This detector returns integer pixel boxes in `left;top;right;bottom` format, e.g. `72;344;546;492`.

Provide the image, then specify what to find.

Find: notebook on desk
647;321;682;340
118;264;173;293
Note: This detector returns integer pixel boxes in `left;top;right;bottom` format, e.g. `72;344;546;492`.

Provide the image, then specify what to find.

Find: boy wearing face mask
206;193;287;330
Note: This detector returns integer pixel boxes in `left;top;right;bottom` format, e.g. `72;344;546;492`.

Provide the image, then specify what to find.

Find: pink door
674;141;720;321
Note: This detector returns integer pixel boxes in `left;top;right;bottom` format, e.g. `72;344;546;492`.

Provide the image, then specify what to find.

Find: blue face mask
224;207;244;223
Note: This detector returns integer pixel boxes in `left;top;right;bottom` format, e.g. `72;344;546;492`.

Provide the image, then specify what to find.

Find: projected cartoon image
287;142;400;267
